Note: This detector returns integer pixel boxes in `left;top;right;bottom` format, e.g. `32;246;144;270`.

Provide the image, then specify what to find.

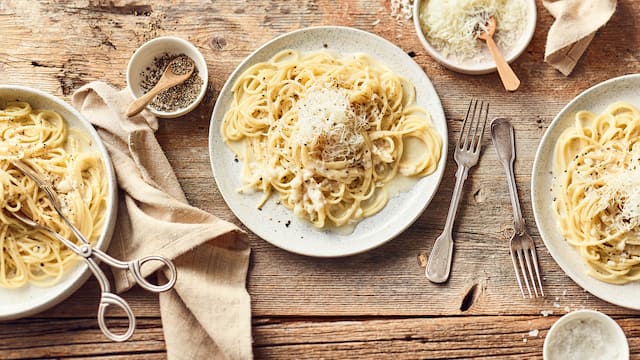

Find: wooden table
1;1;639;358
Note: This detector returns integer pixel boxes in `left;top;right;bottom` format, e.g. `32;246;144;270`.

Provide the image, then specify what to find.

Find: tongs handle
129;255;177;293
97;292;136;342
92;248;177;293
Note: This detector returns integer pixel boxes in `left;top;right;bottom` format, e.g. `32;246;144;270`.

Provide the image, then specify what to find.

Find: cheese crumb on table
391;0;414;20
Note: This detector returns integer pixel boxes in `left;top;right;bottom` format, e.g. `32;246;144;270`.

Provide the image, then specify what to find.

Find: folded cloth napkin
72;82;252;360
543;0;617;76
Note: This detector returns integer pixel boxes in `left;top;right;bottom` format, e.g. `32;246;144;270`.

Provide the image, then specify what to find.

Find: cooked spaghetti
553;101;640;284
0;101;108;288
221;50;442;228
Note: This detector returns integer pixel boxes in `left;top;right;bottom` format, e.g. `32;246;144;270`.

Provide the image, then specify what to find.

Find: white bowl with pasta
0;85;117;320
413;0;537;75
532;74;640;310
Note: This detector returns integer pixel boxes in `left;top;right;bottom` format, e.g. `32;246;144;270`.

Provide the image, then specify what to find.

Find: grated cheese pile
288;86;372;218
545;318;621;360
598;166;640;229
295;86;368;163
581;153;640;235
419;0;527;63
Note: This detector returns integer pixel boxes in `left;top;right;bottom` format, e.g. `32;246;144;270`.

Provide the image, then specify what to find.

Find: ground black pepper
170;54;194;75
139;53;203;113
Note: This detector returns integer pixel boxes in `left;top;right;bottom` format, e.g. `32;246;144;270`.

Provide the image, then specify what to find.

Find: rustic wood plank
0;272;163;319
1;0;640;358
72;355;167;360
0;317;165;359
253;315;640;359
2;315;638;359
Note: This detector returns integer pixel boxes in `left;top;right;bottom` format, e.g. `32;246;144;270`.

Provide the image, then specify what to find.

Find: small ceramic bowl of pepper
126;36;208;118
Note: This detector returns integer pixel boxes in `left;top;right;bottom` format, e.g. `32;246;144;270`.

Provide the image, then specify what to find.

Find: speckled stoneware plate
0;86;118;320
532;74;640;309
209;26;447;257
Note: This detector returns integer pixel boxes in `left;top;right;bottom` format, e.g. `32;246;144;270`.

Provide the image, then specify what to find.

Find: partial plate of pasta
209;26;447;257
532;74;640;310
0;86;117;320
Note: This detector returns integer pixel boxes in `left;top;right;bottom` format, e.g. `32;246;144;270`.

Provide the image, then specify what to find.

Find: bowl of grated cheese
413;0;536;75
543;310;629;360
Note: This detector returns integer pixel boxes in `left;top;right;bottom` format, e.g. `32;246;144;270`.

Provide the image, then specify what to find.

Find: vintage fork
426;99;489;283
490;118;544;298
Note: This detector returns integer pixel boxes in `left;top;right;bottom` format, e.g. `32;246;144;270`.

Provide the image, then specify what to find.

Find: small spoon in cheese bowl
477;16;520;92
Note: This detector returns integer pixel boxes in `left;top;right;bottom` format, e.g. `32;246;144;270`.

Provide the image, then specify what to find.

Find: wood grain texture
1;0;640;358
254;316;640;359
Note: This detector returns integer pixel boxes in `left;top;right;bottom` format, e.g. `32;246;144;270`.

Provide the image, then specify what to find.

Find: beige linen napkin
72;82;252;360
544;0;617;76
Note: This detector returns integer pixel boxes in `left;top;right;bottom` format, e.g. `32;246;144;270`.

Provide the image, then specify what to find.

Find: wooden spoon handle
485;37;520;92
126;86;165;117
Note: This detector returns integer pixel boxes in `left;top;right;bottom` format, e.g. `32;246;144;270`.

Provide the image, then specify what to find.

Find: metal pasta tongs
9;160;178;342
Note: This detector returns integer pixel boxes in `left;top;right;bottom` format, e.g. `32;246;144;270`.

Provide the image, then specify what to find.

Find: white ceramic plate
532;74;640;310
209;26;447;257
0;86;118;320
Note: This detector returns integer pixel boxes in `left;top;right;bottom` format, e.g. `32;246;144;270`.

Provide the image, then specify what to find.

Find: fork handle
426;165;468;283
503;160;526;235
491;119;526;234
443;165;468;234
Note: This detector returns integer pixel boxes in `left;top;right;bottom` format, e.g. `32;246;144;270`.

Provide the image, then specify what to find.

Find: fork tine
510;248;526;298
470;101;489;153
469;101;481;151
516;249;533;298
470;100;481;151
523;248;539;297
530;247;545;297
459;99;476;149
478;102;489;151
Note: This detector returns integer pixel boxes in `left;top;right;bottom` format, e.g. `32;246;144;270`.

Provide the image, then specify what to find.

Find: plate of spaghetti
0;86;117;320
532;74;640;309
209;26;447;257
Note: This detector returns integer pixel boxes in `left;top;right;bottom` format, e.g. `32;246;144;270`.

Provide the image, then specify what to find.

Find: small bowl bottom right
543;309;629;360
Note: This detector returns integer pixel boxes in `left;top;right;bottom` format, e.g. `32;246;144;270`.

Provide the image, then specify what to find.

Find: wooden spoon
126;56;195;117
477;16;520;92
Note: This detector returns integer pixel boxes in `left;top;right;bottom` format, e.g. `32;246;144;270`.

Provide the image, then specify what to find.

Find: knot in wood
210;37;227;50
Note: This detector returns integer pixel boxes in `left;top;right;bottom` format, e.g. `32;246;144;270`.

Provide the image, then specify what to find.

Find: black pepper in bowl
139;53;204;113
